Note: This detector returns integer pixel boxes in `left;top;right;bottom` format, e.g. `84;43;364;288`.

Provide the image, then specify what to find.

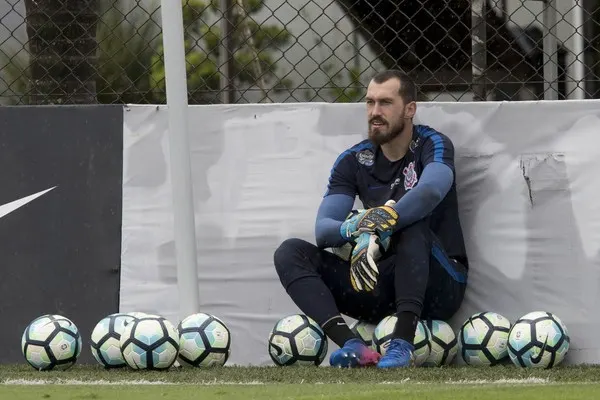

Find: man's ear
405;101;417;119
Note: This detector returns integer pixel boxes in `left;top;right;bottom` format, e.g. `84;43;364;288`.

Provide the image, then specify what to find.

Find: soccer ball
177;313;231;367
90;313;135;368
349;320;376;348
508;311;570;369
119;315;179;370
121;312;152;330
422;319;458;367
21;314;82;371
458;312;511;366
372;315;431;366
330;242;353;261
268;314;328;366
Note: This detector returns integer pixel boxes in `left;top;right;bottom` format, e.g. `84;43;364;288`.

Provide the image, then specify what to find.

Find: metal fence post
542;0;559;100
219;0;235;104
472;0;487;101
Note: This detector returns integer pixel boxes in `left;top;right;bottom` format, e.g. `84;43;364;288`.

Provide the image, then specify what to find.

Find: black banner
0;105;123;364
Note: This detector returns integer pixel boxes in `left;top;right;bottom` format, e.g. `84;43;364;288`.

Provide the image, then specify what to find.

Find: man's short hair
371;70;417;104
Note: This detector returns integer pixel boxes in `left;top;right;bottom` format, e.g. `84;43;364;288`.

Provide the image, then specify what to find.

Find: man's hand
340;201;398;241
339;209;367;241
348;200;396;292
349;232;390;292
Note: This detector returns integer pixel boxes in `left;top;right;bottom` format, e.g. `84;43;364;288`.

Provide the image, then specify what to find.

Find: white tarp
121;100;600;365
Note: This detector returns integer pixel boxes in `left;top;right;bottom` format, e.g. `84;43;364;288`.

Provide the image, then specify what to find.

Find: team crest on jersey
403;161;418;190
356;149;374;166
409;137;420;153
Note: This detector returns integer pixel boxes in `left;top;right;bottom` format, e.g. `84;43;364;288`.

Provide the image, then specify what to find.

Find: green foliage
0;0;293;104
150;0;293;104
0;47;30;105
95;3;161;104
324;65;365;103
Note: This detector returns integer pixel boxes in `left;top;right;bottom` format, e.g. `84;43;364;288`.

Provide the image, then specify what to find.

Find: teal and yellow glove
349;231;391;291
330;208;367;261
347;200;397;292
340;201;399;241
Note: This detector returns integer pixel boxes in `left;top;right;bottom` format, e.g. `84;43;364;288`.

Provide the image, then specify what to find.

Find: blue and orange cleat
377;338;415;368
329;338;381;368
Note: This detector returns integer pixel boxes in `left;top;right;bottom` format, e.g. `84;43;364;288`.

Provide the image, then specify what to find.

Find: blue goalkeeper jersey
324;124;467;261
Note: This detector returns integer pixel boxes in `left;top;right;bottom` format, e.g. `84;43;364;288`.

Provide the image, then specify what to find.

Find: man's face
366;78;411;145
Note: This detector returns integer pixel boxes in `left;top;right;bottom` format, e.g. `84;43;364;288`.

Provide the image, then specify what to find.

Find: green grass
3;383;600;400
3;364;600;384
2;364;600;399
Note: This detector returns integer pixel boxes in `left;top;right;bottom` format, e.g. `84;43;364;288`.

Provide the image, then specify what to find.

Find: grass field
2;364;600;399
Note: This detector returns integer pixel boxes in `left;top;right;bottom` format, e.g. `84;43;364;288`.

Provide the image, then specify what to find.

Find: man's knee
273;238;310;269
391;219;431;251
273;238;320;286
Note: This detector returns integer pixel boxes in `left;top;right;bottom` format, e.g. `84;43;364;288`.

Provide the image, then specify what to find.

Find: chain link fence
0;0;598;105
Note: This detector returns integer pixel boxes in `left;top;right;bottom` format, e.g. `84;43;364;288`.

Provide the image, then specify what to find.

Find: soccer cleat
377;338;416;368
329;338;381;368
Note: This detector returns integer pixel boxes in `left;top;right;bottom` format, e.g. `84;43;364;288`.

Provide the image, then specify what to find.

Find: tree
3;0;292;105
95;1;161;104
325;66;365;103
149;0;292;104
24;0;99;104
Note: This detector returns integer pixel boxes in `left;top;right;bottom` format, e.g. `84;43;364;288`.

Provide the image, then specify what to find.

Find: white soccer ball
349;320;377;348
458;312;511;366
268;314;328;366
90;313;135;368
330;242;353;261
422;319;458;367
372;315;431;366
21;314;82;371
119;315;179;370
177;313;231;367
508;311;570;369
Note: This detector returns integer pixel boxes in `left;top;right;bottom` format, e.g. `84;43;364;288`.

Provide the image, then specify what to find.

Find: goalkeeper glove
340;208;366;242
348;200;396;292
340;201;399;241
349;231;391;292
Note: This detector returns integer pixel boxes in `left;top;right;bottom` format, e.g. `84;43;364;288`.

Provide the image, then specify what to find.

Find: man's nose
370;104;382;116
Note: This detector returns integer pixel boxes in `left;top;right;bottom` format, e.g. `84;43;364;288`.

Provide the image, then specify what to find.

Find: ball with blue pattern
422;319;458;367
177;313;231;367
349;320;377;348
21;314;82;371
508;311;569;369
119;315;179;370
372;315;431;366
90;313;135;368
268;314;327;366
458;312;511;366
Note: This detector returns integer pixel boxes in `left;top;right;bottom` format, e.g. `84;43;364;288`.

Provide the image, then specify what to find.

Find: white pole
160;0;200;320
542;0;558;100
569;0;585;99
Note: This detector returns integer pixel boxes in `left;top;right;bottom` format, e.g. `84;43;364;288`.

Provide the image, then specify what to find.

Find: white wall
121;100;600;366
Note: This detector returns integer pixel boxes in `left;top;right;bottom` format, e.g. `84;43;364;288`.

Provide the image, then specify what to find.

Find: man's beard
368;119;404;146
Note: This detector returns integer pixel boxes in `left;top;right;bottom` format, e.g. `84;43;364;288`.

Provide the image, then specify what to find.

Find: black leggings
273;219;468;325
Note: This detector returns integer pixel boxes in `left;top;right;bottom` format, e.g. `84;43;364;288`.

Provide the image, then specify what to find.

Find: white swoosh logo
0;187;56;219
